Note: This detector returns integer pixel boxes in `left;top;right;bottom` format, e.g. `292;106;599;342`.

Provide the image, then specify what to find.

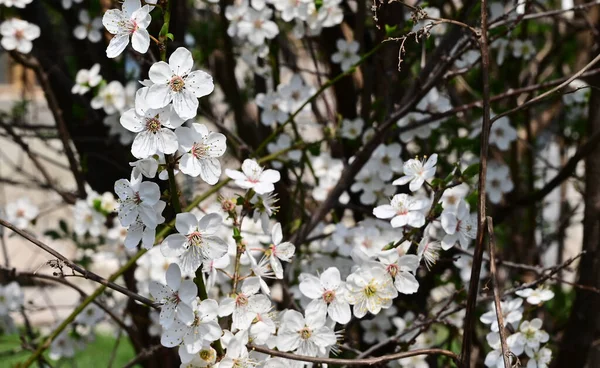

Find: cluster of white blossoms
481;292;554;368
0;0;567;366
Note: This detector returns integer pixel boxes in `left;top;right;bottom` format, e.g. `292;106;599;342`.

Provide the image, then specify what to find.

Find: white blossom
175;123;226;184
515;287;555;305
0;18;40;54
276;310;337;356
114;178;162;228
393;154;438;192
299;267;351;324
146;47;214;120
102;0;151;58
346;264;398;318
440;200;477;250
373;194;427;228
225;159;281;195
72;64;102;95
73;10;102;43
4;198;38;229
161;212;229;274
331;39;360;71
149;263;197;328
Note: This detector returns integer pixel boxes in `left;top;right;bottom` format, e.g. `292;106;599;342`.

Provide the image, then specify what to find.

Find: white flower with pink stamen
102;0;151;58
160;212;229;274
225;159;281;195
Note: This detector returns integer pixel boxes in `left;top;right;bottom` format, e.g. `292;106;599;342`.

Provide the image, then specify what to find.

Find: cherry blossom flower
73;199;106;237
480;298;524;332
256;91;289;126
161;212;229;274
513;319;549;356
515;287;555;305
219;277;268;330
440;183;469;210
393;154;438;192
331;39;360;71
217;330;254;368
340;118;364;140
0;18;40;54
299;267;351;324
237;8;279;45
440;200;477;250
225;159;281;195
397;111;440;143
179;343;216;366
417;235;441;270
73;10;102;43
120;96;184;159
276;310;337;356
371;143;403;181
72;64;102;95
124;200;165;250
373;194;427;228
49;330;76;360
378;249;420;294
102;0;151;58
250;192;279;234
91;81;126;114
489;116;517;151
150;263;197;328
114;178;161;228
146;47;214;120
272;0;311;22
511;39;536;60
346;264;398;318
160;298;222;355
0;0;32;8
486;161;514;204
526;346;552;368
175;123;226;184
4;198;38;229
264;222;295;279
484;331;523;368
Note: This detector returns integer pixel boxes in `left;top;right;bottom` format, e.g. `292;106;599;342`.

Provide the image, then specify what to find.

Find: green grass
0;332;138;367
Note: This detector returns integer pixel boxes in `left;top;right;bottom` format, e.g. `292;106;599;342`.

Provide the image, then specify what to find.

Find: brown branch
491;52;600;125
122;345;163;368
487;217;512;368
460;0;492;364
0;120;76;204
0;219;158;309
0;267;133;335
9;52;87;199
248;344;461;366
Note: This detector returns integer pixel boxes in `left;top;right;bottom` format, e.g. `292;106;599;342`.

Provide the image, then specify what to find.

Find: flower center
146;117;161;134
299;327;312;340
14;30;24;41
387;264;399;278
170;76;185;92
15;209;25;218
187;231;203;247
191;143;208;159
364;282;378;297
199;349;214;361
322;290;335;303
236;293;248;307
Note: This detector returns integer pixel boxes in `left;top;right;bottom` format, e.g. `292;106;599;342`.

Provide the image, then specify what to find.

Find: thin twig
248;344;461;366
460;0;492;364
0;219;158;309
487;217;512;368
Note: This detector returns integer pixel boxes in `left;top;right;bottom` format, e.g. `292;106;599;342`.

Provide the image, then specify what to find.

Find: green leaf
385;24;398;37
159;23;169;38
166;33;174;41
462;163;480;179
